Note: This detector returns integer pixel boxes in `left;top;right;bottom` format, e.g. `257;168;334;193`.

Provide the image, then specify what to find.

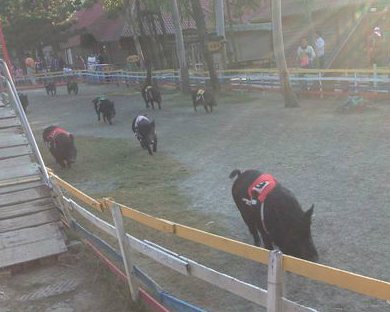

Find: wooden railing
49;171;390;309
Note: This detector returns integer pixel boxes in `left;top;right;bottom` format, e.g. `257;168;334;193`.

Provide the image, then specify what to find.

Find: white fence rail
58;192;317;312
13;67;390;96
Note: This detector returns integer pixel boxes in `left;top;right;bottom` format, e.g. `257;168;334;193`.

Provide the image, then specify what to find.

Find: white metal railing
0;59;51;186
12;68;390;95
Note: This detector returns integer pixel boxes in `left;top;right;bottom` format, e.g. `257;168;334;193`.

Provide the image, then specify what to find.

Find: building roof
121;10;197;37
69;3;125;42
68;1;214;42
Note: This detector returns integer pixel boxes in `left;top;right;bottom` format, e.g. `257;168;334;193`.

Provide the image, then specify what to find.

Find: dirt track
25;84;390;312
0;245;145;312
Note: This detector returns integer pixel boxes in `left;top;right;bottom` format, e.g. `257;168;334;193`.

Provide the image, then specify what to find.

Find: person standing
51;55;60;72
25;53;37;84
315;31;325;68
297;38;316;68
297;38;316;92
74;55;86;70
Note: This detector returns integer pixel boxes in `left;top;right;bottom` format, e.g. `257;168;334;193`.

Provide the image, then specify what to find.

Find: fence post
373;64;378;90
354;72;358;94
111;204;140;302
319;72;323;99
50;179;72;225
267;250;284;312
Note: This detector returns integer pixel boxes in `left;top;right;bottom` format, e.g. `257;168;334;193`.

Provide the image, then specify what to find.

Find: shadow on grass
38;135;227;236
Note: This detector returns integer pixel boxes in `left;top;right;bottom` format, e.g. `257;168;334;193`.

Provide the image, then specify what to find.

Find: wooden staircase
0;63;66;269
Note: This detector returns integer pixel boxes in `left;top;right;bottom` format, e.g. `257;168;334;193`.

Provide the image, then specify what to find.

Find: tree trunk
214;0;227;69
145;11;162;69
135;0;154;66
190;0;220;92
271;0;299;108
126;0;144;68
36;44;45;67
226;0;238;65
148;12;165;69
172;0;190;93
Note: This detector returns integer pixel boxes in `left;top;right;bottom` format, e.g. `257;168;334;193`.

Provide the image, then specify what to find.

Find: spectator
297;38;316;68
25;53;37;84
315;31;325;69
97;53;105;64
297;38;316;92
59;57;65;70
51;55;60;72
74;55;86;70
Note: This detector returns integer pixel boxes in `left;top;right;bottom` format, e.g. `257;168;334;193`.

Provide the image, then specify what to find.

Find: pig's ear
305;204;315;221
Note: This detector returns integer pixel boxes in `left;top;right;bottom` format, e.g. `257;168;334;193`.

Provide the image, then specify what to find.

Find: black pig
132;115;157;155
141;81;162;110
141;60;162;110
43;126;77;168
92;97;116;125
191;88;216;113
67;80;79;95
44;81;56;96
230;169;318;262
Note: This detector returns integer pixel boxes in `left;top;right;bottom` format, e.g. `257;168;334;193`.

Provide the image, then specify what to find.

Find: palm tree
271;0;299;108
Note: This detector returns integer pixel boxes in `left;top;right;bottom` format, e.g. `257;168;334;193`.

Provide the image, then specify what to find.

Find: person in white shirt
315;31;325;68
297;38;316;68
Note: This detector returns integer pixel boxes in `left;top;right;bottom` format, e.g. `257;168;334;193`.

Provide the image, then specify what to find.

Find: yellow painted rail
50;172;103;211
50;172;390;302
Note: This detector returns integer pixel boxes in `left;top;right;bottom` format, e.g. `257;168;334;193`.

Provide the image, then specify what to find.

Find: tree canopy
0;0;82;54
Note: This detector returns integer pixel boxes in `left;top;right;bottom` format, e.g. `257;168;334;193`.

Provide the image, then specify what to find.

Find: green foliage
0;0;82;53
101;0;125;13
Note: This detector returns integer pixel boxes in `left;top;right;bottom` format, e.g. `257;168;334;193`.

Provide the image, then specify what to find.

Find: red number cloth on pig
248;173;277;203
44;127;70;143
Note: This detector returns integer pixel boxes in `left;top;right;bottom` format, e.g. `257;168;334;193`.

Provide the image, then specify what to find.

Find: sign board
127;55;140;63
208;41;222;53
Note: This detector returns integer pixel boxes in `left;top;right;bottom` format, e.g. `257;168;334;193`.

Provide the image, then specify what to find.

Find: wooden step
0;223;67;268
0;154;35;169
0;198;56;220
0;145;33;160
0;178;43;195
0;117;21;129
0;106;16;119
0;209;60;234
0;133;28;149
0;162;40;182
0;185;51;208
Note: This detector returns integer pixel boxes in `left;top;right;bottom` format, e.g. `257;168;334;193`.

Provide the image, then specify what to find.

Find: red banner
0;20;12;74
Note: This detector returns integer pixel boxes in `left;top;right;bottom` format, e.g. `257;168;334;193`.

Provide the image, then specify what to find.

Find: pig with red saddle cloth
43;126;77;168
230;169;318;262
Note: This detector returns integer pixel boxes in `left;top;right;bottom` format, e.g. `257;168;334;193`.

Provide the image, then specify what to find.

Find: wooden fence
49;172;390;312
